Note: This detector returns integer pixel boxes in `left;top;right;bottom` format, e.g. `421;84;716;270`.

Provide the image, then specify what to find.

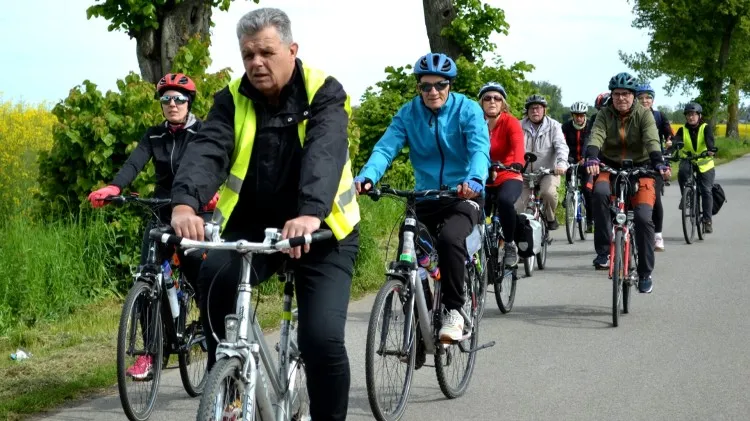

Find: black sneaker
547;220;560;231
593;253;609;270
703;219;713;234
639;276;653;293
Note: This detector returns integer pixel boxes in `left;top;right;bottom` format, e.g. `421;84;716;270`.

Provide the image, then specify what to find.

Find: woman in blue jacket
355;52;490;343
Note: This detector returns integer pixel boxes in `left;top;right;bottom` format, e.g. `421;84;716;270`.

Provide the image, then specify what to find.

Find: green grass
0;195;404;420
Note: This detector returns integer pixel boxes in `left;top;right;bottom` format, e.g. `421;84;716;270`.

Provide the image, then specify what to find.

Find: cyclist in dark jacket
87;73;214;380
636;82;673;251
561;101;593;231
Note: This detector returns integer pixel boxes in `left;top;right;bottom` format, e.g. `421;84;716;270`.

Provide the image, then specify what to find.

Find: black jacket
561;119;591;163
171;59;353;238
112;113;202;199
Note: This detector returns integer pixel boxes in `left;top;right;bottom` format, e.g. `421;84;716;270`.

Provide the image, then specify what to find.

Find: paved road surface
35;155;750;421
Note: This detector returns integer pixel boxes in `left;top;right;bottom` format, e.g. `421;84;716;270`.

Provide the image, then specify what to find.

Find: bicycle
520;152;552;278
564;163;589;244
105;195;208;421
668;145;717;244
363;185;494;421
597;162;657;327
486;162;520;314
151;225;331;421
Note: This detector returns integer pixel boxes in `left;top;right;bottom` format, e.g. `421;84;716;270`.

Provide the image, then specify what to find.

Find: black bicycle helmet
684;102;703;114
525;94;548;110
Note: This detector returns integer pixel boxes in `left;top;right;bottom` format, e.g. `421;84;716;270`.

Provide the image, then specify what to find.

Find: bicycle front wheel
578;196;588;241
117;281;163;421
178;287;208;397
681;186;696;244
365;278;415;421
696;190;704;241
612;231;624;327
565;191;576;244
196;357;251;421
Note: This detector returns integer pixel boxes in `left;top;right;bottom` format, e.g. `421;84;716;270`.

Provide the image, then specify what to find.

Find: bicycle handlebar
598;163;658;177
148;225;333;254
665;149;714;162
490;162;522;174
103;195;171;206
366;184;460;201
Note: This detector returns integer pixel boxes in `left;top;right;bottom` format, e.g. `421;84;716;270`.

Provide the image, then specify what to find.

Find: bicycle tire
486;233;516;314
178;289;208;397
622;232;632;314
681;186;696;244
435;267;479;399
612;231;624;327
523;256;534;277
696;188;704;241
196;357;251;421
365;278;415;421
578;196;588;241
565;191;576;244
476;245;489;322
117;281;163;421
537;222;548;270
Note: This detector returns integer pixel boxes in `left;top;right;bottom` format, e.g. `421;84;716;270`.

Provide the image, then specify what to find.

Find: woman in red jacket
479;82;525;267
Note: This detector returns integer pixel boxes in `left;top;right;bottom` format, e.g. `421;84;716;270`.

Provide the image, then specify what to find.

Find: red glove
203;192;219;211
87;185;121;208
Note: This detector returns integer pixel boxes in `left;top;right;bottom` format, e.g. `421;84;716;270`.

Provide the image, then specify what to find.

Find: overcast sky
1;0;698;110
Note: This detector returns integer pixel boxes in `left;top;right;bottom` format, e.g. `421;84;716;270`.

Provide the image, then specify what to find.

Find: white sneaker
438;309;464;342
655;233;665;252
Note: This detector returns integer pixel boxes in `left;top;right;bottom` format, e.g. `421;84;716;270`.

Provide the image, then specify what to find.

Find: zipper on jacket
619;115;627;161
170;132;176;175
432;112;446;187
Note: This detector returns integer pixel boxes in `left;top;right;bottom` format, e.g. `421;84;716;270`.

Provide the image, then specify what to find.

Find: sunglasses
159;94;189;105
418;80;450;93
482;95;503;102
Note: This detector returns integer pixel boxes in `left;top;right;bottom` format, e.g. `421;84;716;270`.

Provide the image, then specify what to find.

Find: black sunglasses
418;80;450;93
159;94;189;105
482;95;503;102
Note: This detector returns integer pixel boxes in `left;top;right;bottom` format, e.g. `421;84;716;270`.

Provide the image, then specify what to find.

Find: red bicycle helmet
155;73;197;101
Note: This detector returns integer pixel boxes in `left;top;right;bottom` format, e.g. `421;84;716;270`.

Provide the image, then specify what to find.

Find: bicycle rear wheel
365;278;415;421
435;266;479;399
178;284;208;397
117;281;163;421
537;222;548;270
565;190;575;244
612;231;624;327
681;186;696;244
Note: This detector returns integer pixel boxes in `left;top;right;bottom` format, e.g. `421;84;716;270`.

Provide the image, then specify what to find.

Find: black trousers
199;229;359;421
485;180;523;241
415;198;482;310
653;176;664;233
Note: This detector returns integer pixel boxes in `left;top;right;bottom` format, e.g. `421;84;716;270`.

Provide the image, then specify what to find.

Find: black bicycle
668;145;717;244
363;185;494;421
486;162;520;314
104;194;208;421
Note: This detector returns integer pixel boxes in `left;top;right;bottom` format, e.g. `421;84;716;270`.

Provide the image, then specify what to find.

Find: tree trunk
726;78;740;138
422;0;473;62
135;0;212;84
706;19;735;130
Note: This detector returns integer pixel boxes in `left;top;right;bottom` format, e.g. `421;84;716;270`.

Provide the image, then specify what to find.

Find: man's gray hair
236;7;293;44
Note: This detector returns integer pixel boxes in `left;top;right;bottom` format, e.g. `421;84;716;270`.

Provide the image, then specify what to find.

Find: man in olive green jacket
584;72;671;294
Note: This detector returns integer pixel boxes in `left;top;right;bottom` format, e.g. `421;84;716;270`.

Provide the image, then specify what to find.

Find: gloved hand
585;158;601;176
202;192;219;211
458;178;483;199
354;176;373;194
87;185;121;208
656;163;671;180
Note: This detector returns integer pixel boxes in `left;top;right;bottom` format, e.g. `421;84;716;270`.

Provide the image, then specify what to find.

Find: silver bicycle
150;225;333;421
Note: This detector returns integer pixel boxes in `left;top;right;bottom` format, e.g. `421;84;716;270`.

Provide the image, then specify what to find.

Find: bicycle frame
605;171;635;280
567;164;584;223
523;169;552;222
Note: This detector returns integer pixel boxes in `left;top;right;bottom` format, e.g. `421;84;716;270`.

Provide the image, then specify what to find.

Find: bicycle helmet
156;73;197;101
570;101;588;114
413;53;457;80
478;82;507;100
684;102;703;114
525;94;548;110
636;82;656;98
594;92;611;110
608;72;638;92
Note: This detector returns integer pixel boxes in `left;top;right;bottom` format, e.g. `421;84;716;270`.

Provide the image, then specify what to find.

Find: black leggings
484;180;523;241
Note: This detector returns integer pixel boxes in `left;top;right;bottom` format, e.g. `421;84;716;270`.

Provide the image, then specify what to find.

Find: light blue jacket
358;93;490;191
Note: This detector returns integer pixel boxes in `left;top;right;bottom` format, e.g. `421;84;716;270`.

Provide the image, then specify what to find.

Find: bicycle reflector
616;213;627;225
225;314;240;343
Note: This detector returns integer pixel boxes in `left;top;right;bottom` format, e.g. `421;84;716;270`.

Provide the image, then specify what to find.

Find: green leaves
440;0;508;60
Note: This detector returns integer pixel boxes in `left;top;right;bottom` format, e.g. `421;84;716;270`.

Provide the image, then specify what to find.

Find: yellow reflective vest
680;123;714;173
212;65;360;240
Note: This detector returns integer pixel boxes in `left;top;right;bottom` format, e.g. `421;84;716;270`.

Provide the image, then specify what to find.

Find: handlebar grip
103;195;125;205
276;230;334;249
148;229;183;246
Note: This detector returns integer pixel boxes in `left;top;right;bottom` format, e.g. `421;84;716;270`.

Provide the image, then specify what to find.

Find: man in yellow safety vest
169;7;359;420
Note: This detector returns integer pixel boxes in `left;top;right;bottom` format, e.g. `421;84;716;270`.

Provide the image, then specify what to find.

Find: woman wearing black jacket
87;73;215;380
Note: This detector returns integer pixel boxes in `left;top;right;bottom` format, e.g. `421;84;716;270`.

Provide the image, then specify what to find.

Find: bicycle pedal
465;340;496;353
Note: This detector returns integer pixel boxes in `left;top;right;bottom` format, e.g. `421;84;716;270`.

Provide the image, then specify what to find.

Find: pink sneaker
126;355;153;381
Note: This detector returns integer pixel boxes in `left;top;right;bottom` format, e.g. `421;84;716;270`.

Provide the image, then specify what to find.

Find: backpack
712;183;727;215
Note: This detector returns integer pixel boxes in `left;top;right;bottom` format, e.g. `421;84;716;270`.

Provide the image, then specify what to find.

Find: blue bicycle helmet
478;82;507;99
608;72;638;92
413;53;457;79
636;82;656;98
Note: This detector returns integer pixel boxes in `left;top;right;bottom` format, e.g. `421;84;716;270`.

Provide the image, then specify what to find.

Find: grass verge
0;196;404;420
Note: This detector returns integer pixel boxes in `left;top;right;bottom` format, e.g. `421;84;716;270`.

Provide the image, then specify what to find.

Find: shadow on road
489;304;613;329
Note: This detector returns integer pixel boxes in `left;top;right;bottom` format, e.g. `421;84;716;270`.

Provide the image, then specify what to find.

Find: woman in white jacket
517;94;569;230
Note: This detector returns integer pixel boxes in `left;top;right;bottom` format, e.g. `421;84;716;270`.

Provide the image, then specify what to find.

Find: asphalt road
35;155;750;421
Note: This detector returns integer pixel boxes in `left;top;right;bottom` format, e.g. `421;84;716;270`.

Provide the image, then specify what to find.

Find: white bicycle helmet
570;101;588;114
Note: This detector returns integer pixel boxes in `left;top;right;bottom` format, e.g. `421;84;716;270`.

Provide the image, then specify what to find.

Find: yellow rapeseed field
670;123;750;138
0;99;56;214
